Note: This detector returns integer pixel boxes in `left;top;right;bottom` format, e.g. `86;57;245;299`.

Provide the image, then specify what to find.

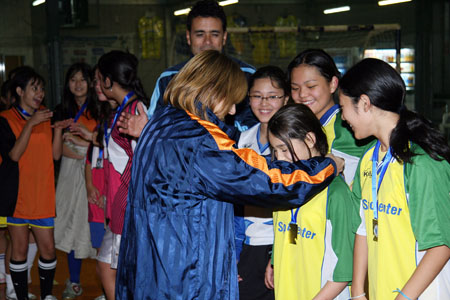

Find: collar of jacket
195;100;241;142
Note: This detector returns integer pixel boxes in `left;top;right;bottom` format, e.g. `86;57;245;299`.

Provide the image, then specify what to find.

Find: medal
96;157;103;169
289;207;300;245
372;219;378;241
289;223;298;244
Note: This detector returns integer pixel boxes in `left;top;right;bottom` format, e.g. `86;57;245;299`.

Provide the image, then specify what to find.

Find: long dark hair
97;50;149;107
92;65;113;148
287;49;341;85
248;65;289;96
268;103;328;161
61;63;98;120
340;58;450;163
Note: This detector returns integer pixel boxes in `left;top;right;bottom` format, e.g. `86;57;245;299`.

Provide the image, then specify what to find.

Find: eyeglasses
249;95;285;103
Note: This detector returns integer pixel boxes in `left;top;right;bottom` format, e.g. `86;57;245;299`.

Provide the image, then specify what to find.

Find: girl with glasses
116;50;342;299
236;66;289;300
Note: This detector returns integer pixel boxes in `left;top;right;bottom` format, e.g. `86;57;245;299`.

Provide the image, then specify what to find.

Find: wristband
349;293;365;299
393;288;412;300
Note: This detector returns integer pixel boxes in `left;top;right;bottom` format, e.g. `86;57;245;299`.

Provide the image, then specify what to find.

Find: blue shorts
89;222;105;249
7;217;54;228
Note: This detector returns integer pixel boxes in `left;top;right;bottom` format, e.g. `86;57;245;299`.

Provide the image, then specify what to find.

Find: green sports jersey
321;104;369;185
352;142;450;299
273;176;354;300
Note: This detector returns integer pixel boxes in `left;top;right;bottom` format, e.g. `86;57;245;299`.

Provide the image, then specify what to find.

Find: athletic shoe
94;295;106;300
61;278;83;299
41;296;58;300
6;292;37;300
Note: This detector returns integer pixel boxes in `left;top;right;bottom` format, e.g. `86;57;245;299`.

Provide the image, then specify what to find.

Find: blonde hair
164;50;248;121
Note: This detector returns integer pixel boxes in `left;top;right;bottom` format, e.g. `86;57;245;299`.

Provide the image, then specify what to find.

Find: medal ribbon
104;91;135;148
256;126;269;153
16;105;35;117
73;101;88;123
371;140;393;220
290;207;300;225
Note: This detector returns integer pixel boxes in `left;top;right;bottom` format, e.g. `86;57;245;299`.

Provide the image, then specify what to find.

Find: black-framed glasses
249;95;285;103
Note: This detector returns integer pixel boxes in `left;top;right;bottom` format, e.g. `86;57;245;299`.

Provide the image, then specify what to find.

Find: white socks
0;253;5;284
27;242;38;283
6;273;15;296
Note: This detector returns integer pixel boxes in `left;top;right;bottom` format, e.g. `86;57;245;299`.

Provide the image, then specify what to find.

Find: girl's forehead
71;70;84;78
251;77;283;90
27;78;44;87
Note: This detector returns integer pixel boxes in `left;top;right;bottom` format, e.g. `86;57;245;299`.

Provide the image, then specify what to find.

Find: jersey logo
362;199;403;216
277;221;317;240
363;168;372;177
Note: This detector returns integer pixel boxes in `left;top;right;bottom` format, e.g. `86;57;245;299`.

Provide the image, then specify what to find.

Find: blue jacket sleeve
234;214;245;261
192;140;337;208
234;203;245;261
148;73;176;119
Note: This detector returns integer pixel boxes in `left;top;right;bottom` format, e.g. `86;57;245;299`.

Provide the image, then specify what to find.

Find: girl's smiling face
18;79;45;112
290;65;338;119
69;71;88;100
339;91;373;140
249;78;288;124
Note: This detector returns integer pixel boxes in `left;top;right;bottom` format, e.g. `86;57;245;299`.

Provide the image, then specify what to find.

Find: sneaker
61;279;83;299
94;295;106;300
42;296;58;300
6;292;37;300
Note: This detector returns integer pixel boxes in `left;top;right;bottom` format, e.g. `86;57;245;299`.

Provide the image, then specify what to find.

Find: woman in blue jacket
116;50;341;299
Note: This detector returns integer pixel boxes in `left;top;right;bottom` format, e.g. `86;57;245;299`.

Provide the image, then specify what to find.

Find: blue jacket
116;104;337;299
147;57;258;131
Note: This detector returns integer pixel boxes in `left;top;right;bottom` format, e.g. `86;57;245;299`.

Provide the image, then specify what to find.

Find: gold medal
373;219;378;242
289;223;298;244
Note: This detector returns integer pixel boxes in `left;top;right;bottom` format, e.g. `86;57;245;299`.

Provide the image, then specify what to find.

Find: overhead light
323;6;350;14
174;8;191;16
378;0;412;6
219;0;238;6
32;0;45;6
174;0;238;16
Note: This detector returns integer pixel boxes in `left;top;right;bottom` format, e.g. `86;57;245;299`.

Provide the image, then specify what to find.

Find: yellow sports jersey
320;104;368;185
273;176;353;300
353;142;450;299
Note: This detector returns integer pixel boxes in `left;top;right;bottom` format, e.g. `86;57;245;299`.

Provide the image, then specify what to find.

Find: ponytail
131;77;149;107
98;50;149;107
391;108;450;164
340;58;450;164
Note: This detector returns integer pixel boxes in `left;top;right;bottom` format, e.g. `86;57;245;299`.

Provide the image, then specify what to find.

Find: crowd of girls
0;46;449;300
0;50;149;300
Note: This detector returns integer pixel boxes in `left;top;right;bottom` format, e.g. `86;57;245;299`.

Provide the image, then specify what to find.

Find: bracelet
393;288;412;300
349;293;366;299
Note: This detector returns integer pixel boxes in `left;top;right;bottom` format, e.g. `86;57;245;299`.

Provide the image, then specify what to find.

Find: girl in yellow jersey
265;104;354;300
339;58;450;300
